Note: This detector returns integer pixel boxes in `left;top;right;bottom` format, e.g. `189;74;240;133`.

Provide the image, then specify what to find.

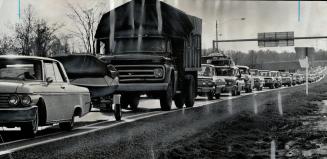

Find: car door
43;61;68;122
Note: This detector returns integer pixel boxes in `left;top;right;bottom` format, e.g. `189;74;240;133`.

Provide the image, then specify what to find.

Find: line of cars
197;53;324;100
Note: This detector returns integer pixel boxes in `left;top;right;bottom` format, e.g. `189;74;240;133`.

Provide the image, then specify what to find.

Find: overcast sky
0;0;327;53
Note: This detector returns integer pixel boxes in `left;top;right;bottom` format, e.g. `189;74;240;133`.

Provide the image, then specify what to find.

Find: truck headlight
21;95;32;106
8;95;20;106
154;68;164;78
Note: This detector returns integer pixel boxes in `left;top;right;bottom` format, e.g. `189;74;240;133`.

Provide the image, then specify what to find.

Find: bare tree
15;5;34;55
34;19;62;57
0;35;16;55
66;2;105;54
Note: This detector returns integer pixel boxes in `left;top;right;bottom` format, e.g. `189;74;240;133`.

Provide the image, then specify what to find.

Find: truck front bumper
0;106;37;125
117;83;169;92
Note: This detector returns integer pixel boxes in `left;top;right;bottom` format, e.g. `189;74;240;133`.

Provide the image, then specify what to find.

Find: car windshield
250;70;258;76
113;38;166;55
281;73;289;77
259;71;270;77
271;72;278;77
198;66;213;77
239;68;248;75
215;68;234;76
0;59;42;81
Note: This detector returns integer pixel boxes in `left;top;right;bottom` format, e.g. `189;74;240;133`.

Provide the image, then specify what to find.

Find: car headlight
8;95;20;106
154;68;164;78
21;95;32;106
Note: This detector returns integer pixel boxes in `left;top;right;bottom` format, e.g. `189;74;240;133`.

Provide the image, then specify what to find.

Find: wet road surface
0;82;315;159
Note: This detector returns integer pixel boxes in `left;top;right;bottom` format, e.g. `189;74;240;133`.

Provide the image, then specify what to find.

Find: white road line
0;82;317;156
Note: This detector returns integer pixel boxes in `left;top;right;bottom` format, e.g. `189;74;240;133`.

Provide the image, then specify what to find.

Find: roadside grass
158;78;327;159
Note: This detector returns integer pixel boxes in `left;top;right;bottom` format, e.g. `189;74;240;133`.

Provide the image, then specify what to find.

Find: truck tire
114;104;122;121
185;76;195;108
21;111;38;138
174;94;185;109
160;81;173;111
129;95;140;111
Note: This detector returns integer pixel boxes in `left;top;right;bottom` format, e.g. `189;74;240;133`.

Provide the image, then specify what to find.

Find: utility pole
216;20;218;52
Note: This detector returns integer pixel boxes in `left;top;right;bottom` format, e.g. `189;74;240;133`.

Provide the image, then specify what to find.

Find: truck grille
0;94;10;108
115;65;165;82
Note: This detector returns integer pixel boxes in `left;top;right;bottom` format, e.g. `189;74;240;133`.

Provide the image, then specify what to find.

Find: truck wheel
174;94;185;109
21;112;38;138
215;93;220;99
114;104;122;121
207;92;214;100
185;76;195;108
129;95;140;111
59;116;74;131
160;81;173;111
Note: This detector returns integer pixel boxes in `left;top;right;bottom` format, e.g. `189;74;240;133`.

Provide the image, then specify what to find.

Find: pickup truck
0;56;91;137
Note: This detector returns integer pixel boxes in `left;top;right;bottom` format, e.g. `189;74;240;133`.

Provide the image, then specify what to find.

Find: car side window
53;63;64;83
44;62;56;81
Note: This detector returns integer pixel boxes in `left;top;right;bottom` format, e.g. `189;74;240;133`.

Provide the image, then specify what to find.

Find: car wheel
231;87;237;96
215;93;220;99
114;104;122;121
207;92;214;100
59;116;75;131
21;111;39;138
185;76;195;108
174;93;185;109
160;80;173;111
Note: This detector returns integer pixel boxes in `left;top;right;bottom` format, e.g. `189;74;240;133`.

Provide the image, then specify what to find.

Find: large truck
95;0;202;111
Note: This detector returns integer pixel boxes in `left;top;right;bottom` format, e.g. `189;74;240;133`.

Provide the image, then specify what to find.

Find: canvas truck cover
95;0;202;39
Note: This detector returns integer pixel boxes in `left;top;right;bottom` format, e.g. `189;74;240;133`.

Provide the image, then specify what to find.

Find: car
0;56;91;137
250;69;264;91
259;70;276;89
270;71;282;88
237;66;254;93
197;64;221;100
281;72;292;87
214;66;243;96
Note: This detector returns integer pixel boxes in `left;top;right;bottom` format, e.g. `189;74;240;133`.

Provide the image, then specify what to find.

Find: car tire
59;116;75;131
208;92;214;100
21;111;39;138
114;104;122;121
231;87;237;96
160;80;173;111
215;93;220;99
174;93;185;109
185;76;195;108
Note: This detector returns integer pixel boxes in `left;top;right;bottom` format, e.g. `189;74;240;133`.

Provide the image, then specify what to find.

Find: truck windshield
0;59;42;81
215;68;234;76
113;38;166;55
211;60;230;66
198;66;213;77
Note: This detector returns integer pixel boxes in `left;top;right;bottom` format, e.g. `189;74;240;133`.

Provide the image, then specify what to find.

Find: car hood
0;81;39;94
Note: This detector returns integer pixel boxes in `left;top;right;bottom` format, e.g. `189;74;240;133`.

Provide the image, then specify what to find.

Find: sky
0;0;327;53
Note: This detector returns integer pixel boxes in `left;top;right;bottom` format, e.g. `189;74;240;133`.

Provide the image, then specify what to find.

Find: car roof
0;55;57;62
236;65;249;69
215;66;238;69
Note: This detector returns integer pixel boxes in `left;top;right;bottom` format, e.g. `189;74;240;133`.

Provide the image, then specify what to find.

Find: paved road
0;82;315;159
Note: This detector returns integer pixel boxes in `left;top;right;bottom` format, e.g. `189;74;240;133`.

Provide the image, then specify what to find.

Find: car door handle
61;86;66;89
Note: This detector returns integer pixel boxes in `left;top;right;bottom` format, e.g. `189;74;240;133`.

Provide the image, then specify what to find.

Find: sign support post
306;55;309;95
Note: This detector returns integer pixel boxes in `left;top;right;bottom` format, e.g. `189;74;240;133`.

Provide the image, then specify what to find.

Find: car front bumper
0;106;37;125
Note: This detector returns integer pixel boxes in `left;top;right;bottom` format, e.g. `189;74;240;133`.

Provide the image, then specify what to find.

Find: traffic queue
197;53;324;100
